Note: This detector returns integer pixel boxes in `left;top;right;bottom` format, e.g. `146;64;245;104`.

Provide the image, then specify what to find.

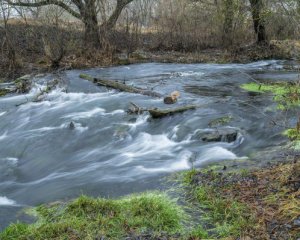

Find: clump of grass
0;192;186;240
241;82;300;110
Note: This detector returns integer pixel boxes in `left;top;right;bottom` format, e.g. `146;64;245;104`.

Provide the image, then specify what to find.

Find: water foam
0;131;8;141
0;196;16;206
62;107;105;120
196;146;237;164
136;150;192;173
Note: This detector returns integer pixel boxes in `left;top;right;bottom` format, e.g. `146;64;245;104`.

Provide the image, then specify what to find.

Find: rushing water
0;61;298;230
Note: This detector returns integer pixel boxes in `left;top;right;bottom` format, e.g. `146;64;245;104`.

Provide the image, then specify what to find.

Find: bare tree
249;0;267;44
6;0;135;47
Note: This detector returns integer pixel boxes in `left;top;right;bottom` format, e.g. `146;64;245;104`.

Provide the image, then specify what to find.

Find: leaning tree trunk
249;0;267;44
82;0;101;48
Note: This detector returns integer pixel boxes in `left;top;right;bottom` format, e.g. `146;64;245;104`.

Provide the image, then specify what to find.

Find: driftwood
79;74;162;98
16;79;60;107
127;102;197;118
127;102;148;114
149;105;197;118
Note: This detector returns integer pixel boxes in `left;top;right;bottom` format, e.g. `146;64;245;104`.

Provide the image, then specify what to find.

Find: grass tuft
1;192;185;240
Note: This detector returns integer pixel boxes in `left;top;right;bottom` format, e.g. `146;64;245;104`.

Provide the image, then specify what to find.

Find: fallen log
79;74;162;98
148;105;197;118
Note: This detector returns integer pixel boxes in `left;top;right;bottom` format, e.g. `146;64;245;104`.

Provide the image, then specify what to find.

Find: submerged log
79;74;162;98
148;105;197;118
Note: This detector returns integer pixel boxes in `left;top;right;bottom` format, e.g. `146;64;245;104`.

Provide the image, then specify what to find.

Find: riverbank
1;20;299;82
1;160;299;240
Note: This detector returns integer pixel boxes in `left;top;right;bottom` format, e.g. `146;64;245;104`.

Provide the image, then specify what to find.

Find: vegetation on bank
241;81;300;151
2;161;299;240
1;193;186;240
241;81;300;110
184;160;300;239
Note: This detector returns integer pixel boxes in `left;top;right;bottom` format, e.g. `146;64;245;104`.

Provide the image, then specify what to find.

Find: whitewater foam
196;146;238;164
62;107;106;120
0;196;17;206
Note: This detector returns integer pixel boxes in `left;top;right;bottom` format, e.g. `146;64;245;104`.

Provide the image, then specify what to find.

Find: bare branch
6;0;81;19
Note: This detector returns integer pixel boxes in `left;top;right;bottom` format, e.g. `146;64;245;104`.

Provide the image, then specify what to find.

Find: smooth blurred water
0;60;298;230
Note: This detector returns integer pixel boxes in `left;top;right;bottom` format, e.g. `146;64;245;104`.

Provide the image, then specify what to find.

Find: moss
0;89;9;96
1;192;186;240
208;115;233;127
241;82;300;110
283;128;300;141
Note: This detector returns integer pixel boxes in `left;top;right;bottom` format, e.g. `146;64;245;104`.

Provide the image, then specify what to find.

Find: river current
0;61;298;230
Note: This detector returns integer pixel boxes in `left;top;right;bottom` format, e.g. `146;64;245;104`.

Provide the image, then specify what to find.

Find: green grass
0;192;186;240
183;170;255;239
241;82;300;110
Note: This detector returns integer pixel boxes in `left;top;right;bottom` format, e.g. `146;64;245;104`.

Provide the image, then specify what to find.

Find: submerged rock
69;121;75;130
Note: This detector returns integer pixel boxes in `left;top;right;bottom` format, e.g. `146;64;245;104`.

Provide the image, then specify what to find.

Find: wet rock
293;217;300;227
200;128;239;143
69;121;75;130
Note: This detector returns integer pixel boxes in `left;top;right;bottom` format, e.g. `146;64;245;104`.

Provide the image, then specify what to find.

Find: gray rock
200;128;239;143
293;217;300;227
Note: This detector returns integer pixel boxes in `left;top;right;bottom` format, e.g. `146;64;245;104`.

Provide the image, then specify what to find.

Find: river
0;60;298;230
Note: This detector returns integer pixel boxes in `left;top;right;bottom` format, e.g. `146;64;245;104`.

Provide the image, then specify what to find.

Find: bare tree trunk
222;0;234;47
249;0;267;44
83;0;100;48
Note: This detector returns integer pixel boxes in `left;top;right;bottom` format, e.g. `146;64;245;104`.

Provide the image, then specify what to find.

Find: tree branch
6;0;81;19
102;0;133;30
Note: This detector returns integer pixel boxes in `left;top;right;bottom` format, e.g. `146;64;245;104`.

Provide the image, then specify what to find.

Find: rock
293;217;300;227
69;121;75;130
163;91;180;104
197;128;239;143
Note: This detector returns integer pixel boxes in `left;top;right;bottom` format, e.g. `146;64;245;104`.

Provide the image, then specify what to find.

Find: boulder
194;128;239;143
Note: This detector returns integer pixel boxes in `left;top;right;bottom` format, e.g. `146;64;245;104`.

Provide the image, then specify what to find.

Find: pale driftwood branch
79;74;162;98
